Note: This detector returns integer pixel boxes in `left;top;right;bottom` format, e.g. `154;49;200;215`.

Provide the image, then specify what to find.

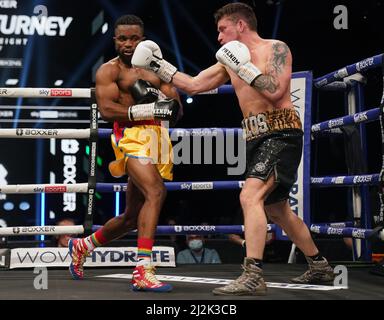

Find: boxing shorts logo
254;162;266;173
242;108;302;141
242;113;269;141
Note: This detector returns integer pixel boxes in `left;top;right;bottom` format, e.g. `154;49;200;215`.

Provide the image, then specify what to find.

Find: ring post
353;79;372;261
84;89;98;236
377;60;384;232
275;71;312;242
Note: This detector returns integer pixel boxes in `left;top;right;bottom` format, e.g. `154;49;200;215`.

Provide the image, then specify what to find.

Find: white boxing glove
132;40;177;83
216;40;262;85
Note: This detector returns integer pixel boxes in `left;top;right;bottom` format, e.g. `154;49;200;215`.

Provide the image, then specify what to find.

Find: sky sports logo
45;186;67;193
50;89;72;97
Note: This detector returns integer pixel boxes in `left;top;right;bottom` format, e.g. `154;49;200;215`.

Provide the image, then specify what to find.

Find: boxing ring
0;53;384;299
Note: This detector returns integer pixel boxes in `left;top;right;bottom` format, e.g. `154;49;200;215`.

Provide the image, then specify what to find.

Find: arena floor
0;263;383;300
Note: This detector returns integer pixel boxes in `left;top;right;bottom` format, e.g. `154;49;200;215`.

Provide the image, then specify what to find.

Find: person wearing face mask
53;218;77;248
176;234;222;264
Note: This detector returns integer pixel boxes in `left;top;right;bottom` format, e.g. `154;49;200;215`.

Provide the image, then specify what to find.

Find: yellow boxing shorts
109;124;173;181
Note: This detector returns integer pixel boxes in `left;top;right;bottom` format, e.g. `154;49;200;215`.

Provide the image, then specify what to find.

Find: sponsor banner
1;225;83;235
9;246;175;269
289;77;305;221
0;88;90;98
0;248;10;269
275;72;312;240
16;128;59;137
0;58;22;68
0;1;17;9
173;225;216;233
0;1;74;52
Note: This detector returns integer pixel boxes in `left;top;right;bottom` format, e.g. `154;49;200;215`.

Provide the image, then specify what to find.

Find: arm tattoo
253;74;279;93
252;42;289;94
271;42;289;74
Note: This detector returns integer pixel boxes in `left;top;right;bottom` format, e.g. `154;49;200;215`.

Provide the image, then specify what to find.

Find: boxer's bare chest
115;65;161;103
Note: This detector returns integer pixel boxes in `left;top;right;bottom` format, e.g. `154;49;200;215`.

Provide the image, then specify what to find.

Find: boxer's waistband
115;119;161;129
125;120;161;127
241;108;302;141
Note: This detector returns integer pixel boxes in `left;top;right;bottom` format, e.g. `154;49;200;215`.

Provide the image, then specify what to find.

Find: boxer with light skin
132;3;334;295
68;15;182;293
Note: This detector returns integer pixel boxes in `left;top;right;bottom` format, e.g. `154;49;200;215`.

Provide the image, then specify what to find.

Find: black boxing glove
130;79;159;104
153;98;180;127
128;98;180;127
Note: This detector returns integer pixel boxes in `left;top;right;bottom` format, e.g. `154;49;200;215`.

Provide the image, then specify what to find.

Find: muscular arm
252;41;292;100
172;63;230;96
95;65;129;122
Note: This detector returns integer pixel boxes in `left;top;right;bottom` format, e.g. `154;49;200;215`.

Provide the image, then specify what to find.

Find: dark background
0;0;383;233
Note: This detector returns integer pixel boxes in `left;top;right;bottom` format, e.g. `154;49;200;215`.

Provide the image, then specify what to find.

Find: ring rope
1;223;382;241
0;225;84;236
0;224;273;237
311;174;380;187
0;88;91;98
0;175;380;194
0;128;91;139
0;128;242;139
317;81;350;92
311;107;380;133
0;85;235;99
313;53;383;88
314;222;354;228
310;224;384;241
0;104;379;139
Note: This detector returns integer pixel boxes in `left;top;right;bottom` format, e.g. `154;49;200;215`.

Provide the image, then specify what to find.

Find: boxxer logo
16;129;23;136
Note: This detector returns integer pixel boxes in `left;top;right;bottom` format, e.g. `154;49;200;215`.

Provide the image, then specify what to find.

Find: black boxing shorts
241;108;303;205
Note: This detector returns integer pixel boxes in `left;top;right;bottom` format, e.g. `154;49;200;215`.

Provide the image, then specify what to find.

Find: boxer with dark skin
68;15;181;293
132;3;334;295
